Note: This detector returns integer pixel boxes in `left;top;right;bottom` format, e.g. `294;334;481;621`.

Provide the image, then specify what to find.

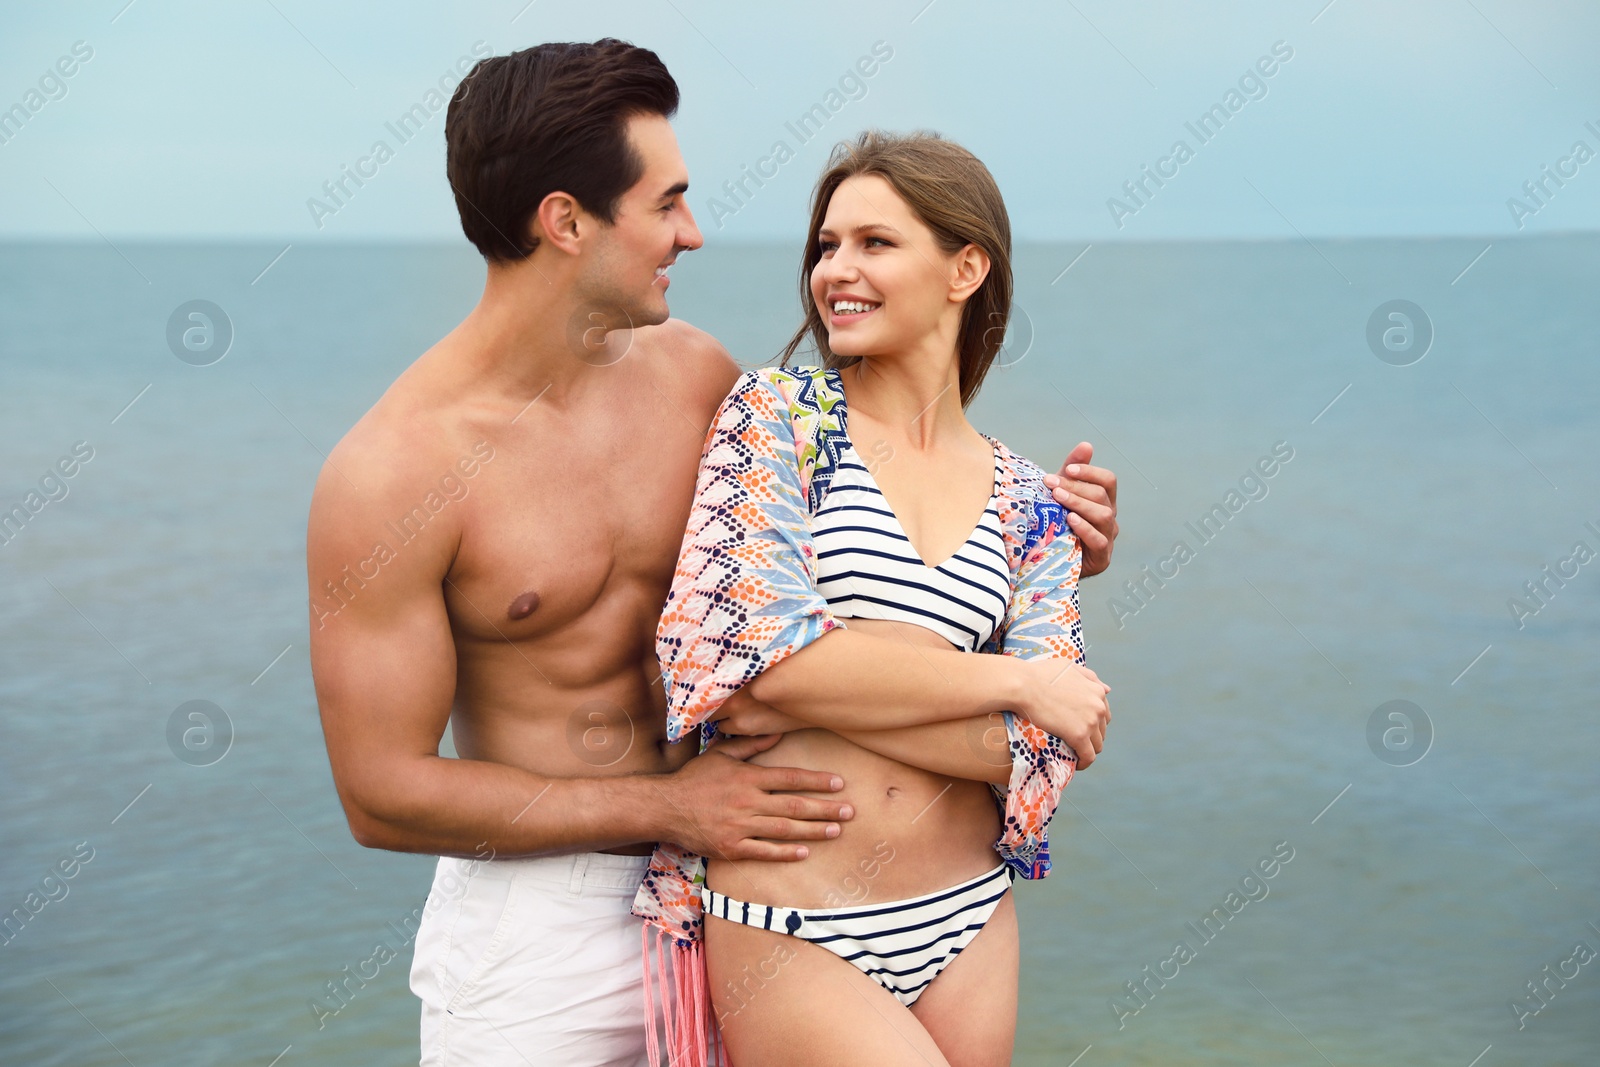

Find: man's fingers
724;839;812;862
1058;492;1115;526
710;733;783;760
750;816;842;842
754;765;845;793
1066;511;1110;552
1057;442;1094;473
1062;461;1114;487
1052;478;1111;510
1064;462;1118;505
761;794;855;823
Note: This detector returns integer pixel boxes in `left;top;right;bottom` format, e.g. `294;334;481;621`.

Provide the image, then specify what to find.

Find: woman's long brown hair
779;130;1014;408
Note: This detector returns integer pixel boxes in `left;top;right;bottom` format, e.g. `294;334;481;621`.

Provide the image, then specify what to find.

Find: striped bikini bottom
700;863;1015;1007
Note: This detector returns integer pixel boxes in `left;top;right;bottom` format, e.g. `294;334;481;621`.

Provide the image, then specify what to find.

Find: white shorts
410;850;665;1066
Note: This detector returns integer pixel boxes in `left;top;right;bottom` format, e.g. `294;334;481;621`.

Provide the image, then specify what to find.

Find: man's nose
677;206;705;252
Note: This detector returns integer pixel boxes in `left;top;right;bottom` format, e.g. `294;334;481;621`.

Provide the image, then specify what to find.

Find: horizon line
1;230;1596;249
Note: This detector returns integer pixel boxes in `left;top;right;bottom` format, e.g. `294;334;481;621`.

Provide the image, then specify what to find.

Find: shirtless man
306;39;1120;1066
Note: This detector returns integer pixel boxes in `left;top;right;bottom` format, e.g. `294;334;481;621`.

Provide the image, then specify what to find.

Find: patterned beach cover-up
631;365;1086;1065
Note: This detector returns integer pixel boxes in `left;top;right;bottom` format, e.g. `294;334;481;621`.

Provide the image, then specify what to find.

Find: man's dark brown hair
446;39;679;262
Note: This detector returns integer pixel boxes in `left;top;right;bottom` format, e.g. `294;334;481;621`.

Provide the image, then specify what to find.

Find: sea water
1;237;1595;1065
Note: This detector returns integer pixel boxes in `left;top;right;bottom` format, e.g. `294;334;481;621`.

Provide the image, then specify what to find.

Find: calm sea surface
2;238;1596;1065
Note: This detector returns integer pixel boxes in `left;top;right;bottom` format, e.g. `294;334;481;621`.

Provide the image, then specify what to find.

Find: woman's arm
831;719;1012;784
743;625;1109;749
725;659;1106;784
742;626;1028;731
714;690;1013;785
824;654;1108;786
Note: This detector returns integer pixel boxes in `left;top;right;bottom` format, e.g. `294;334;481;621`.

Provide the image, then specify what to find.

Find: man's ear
949;244;992;303
533;191;584;256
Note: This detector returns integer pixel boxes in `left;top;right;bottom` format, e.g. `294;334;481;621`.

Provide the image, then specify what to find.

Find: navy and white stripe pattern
702;864;1015;1006
813;441;1010;653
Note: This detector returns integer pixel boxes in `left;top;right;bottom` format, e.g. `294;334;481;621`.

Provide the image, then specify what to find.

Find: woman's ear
949;243;992;303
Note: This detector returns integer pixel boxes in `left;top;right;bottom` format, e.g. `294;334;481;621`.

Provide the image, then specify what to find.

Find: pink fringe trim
642;923;723;1066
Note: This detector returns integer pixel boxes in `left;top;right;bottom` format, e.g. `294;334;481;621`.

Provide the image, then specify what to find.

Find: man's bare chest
441;411;707;644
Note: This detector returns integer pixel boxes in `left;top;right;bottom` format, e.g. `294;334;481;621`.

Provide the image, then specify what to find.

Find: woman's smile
826;293;881;324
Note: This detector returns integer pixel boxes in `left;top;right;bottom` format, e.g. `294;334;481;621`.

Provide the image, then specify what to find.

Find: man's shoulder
634;317;735;377
314;359;468;523
637;316;725;356
631;318;742;412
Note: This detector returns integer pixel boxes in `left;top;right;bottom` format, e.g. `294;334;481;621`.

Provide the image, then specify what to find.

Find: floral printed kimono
632;365;1085;1065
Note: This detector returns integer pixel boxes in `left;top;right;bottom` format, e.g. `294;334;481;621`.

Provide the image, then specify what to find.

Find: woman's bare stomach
705;618;1004;909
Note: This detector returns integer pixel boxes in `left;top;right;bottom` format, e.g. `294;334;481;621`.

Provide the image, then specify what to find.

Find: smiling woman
633;131;1108;1067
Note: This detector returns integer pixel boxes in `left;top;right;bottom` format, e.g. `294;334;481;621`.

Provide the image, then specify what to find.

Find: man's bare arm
307;435;851;863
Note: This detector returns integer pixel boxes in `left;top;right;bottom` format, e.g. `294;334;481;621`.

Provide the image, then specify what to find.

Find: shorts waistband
440;849;653;893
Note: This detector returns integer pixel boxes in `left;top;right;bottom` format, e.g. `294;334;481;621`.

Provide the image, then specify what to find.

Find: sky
2;0;1598;243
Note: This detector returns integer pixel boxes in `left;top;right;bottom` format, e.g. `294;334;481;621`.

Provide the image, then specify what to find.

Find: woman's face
810;174;971;361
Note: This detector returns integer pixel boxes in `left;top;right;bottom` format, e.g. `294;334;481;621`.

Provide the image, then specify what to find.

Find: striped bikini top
812;438;1011;653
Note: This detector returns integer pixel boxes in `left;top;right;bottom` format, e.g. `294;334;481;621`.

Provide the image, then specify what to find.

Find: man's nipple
508;591;540;620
